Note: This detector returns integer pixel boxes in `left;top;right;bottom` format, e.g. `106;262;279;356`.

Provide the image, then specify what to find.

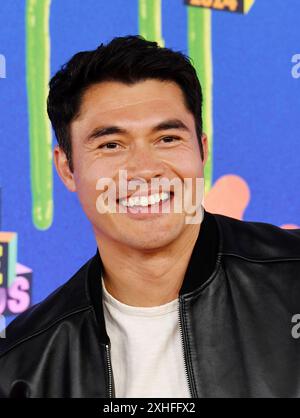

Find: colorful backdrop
0;0;299;325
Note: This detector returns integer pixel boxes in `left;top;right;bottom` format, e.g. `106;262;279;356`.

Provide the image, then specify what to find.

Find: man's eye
99;142;120;149
160;136;180;144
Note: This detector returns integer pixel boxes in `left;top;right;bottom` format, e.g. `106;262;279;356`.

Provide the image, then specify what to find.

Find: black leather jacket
1;210;300;398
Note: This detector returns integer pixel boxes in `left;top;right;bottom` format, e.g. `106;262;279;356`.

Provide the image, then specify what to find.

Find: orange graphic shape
280;224;300;230
203;174;250;220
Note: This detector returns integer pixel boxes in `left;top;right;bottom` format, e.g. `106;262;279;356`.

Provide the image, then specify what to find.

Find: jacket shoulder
0;256;93;358
213;213;300;261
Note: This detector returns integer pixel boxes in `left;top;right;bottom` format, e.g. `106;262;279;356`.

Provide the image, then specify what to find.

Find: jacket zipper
178;295;195;398
105;344;113;398
105;300;194;398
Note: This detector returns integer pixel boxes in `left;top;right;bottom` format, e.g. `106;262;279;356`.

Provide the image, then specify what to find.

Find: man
0;35;300;398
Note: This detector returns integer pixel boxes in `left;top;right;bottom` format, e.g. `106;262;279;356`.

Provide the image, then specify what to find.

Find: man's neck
95;222;202;307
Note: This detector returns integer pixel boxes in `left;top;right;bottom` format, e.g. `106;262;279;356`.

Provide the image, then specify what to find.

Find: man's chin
120;225;186;252
92;213;188;251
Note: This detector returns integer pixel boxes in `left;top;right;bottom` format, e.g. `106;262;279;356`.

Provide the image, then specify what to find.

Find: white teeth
140;196;148;206
154;194;160;203
119;192;170;207
149;195;156;205
133;196;141;206
160;192;169;201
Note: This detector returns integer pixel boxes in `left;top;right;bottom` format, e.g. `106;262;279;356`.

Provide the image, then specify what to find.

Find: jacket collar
85;209;220;344
5;210;298;355
179;209;220;295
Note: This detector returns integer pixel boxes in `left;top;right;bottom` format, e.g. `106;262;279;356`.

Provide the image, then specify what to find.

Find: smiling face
54;79;208;252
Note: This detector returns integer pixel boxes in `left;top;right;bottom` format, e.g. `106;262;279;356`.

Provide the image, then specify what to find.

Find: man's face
55;79;207;251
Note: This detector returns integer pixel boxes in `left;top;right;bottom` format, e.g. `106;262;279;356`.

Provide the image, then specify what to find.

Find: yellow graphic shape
186;0;255;14
243;0;255;13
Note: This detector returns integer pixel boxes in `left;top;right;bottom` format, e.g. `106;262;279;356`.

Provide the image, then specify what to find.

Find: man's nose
125;144;165;182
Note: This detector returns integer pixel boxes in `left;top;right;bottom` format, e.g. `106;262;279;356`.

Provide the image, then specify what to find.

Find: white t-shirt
102;278;190;398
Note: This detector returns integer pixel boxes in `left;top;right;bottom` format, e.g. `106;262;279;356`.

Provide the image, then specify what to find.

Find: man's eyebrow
151;119;190;133
85;118;190;142
85;126;127;142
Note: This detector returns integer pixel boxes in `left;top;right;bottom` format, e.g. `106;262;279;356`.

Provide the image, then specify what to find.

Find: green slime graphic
139;1;213;192
139;0;164;46
187;6;213;193
26;0;53;230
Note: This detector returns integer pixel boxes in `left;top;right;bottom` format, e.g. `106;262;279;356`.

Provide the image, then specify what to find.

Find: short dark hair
47;35;203;172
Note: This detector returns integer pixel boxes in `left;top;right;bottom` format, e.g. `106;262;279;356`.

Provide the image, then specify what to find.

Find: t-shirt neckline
101;276;179;317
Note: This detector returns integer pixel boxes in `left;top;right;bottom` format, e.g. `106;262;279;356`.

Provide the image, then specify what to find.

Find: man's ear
201;133;209;166
53;145;76;192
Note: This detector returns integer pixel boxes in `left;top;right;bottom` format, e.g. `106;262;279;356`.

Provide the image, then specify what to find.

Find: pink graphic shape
204;174;250;220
